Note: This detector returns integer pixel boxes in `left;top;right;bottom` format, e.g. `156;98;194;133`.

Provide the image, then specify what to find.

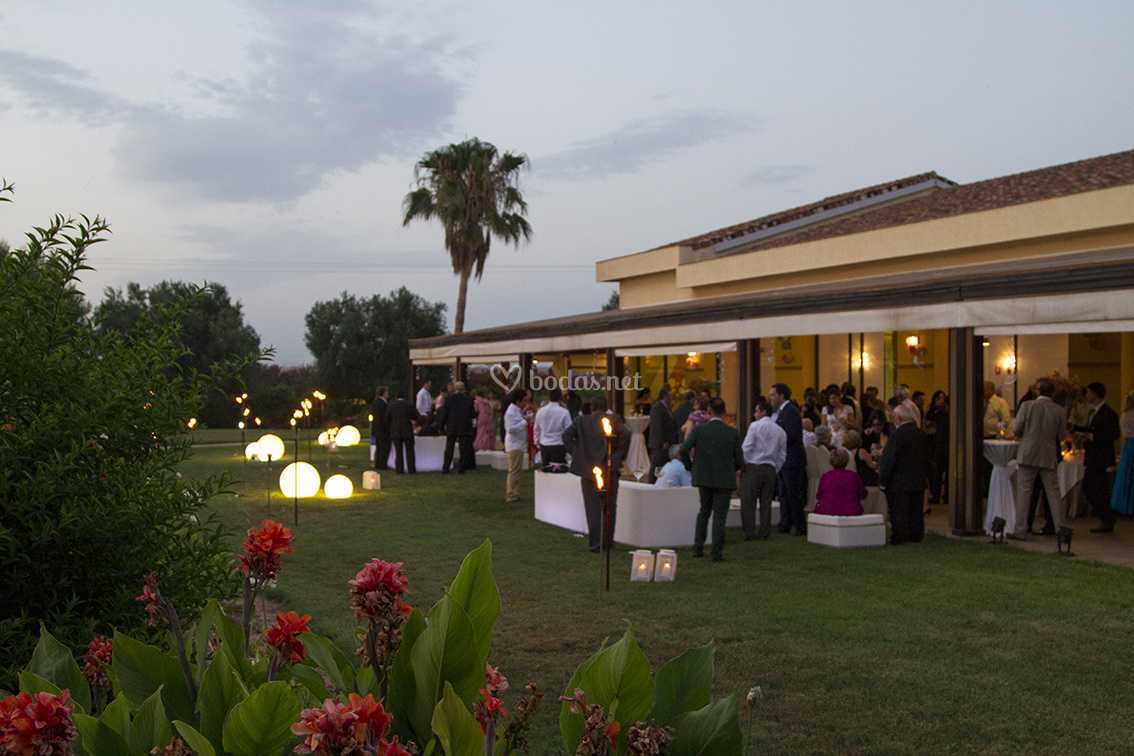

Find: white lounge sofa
806;513;886;548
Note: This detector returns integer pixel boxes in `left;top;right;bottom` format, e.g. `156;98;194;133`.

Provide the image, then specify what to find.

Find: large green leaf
650;645;714;725
99;693;132;742
446;539;501;660
221;681;300;756
559;628;654;754
19;671;60;696
27;624;91;711
298;632;352;693
128;687;173;756
111;631;195;724
669;694;743;756
75;712;131;756
407;595;483;746
194;599;250;685
197;653;248;752
387;607;427;743
431;682;486;756
173;721;217;756
289;663;330;702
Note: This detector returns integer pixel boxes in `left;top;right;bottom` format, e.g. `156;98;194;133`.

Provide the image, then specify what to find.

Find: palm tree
402;138;532;334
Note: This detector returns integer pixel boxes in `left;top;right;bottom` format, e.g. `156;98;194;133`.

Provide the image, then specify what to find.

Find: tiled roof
733;148;1134;255
674;171;954;251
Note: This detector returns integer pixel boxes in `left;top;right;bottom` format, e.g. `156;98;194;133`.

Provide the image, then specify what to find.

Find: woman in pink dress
474;391;498;451
814;447;867;516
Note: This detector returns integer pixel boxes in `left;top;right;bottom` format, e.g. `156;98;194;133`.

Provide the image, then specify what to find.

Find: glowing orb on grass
335;425;361;447
324;474;354;499
317;430;331;446
244;442;269;462
257;434;286;461
279;461;321;498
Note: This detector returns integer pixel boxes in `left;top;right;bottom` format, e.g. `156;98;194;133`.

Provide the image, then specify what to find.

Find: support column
608;348;623;415
737;340;750;432
519;353;533;391
949;327;984;536
406;359;415;400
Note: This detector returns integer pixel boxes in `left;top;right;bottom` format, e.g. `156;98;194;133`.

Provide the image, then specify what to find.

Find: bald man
879;403;930;544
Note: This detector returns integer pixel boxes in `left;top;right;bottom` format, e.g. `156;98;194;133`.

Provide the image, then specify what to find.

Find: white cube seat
806;513;886;548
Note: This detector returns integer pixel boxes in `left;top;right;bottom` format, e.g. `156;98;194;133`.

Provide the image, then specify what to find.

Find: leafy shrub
0;184;246;688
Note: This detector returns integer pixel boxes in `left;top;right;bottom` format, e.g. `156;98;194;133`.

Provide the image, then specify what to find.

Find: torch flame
592;465;605;491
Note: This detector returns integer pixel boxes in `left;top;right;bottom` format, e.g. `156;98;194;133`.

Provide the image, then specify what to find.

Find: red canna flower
474;688;509;733
0;690;78;756
264;611;311;664
484;663;509;695
348;559;409;622
136;572;161;626
378;736;414;756
604;720;621;748
291;694;399;755
346;693;394;744
82;636;113;689
1;422;13;432
240;519;294;582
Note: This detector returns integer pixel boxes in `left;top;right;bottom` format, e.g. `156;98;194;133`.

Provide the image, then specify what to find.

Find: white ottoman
806;513;886;548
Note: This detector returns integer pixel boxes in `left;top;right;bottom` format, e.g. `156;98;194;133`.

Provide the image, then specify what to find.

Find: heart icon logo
490;363;522;392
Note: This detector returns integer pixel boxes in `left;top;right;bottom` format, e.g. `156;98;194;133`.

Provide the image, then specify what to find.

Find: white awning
976;319;1134;335
615;342;737;357
413;354;519;366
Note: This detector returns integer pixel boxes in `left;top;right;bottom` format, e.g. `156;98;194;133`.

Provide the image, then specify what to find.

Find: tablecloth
624;415;651;480
983;440;1019;535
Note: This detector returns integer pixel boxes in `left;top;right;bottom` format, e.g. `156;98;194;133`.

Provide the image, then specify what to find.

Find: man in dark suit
681;397;743;561
439;381;476;474
369;386;391;470
647;385;677;483
1074;382;1121;533
770;383;807;536
879;403;930;544
386;392;421;474
673;390;695;439
563;395;631;552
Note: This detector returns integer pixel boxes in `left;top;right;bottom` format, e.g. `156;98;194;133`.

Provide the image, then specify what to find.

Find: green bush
0;185;245;688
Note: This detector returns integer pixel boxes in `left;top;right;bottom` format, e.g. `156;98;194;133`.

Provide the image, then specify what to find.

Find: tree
0;183;244;687
402;138;532;334
304;287;447;401
603;290;620;311
95;281;263;426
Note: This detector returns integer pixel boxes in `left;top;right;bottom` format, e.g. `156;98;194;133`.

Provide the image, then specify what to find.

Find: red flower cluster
0;690;78;755
348;560;410;622
291;694;411;755
82;635;113;689
136;572;162;627
264;611;311;664
560;689;621;753
475;663;510;733
240;519;294;582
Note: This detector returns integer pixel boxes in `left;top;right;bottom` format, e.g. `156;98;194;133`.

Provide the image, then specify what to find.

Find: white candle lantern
362;470;381;490
654;549;677;582
630;550;655;582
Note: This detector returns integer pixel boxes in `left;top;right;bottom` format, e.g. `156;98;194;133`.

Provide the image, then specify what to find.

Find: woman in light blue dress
1110;392;1134;516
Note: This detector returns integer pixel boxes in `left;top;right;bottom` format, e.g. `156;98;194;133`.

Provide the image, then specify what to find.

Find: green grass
185;443;1134;755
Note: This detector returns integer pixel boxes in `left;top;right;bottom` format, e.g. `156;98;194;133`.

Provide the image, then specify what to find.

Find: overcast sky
2;1;1132;363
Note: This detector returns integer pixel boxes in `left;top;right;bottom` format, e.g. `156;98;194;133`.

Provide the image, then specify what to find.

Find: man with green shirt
681;397;744;561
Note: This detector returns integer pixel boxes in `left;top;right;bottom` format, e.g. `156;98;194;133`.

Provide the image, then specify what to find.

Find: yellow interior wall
1069;333;1122;396
895;329;950;398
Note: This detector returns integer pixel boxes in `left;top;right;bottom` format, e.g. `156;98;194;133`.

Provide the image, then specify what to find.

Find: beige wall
618;270;693;309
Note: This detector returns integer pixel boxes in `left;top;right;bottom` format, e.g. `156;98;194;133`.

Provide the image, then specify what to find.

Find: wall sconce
631;550;655;582
279;461;321;498
258;434;286;461
362;470;381;490
852;353;872;370
324;473;354;499
904;335;920;349
335;425;362;447
654;549;677;581
685;351;700;368
982;339;991;348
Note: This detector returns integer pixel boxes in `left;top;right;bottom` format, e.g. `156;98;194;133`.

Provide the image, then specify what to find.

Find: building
409;148;1134;534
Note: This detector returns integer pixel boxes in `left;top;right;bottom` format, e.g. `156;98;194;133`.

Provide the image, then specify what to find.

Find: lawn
184;442;1134;755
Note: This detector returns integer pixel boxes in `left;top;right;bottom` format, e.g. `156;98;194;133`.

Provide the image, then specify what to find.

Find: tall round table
624;415;651;480
983;439;1019;535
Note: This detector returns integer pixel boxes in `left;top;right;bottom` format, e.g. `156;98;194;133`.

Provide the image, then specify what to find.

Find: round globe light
317;430;330;446
244;442;268;462
335;425;361;447
324;474;354;499
258;433;286;461
279;461;321;498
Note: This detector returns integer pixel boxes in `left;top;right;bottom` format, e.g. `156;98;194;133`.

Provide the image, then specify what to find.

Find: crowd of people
367;373;1134;561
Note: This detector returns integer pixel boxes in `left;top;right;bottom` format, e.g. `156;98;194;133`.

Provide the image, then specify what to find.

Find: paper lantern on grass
258;433;286;461
324;474;354;499
362;470;381;490
654;549;677;582
335;425;361;447
279;461;321;498
630;550;655;582
244;442;268;462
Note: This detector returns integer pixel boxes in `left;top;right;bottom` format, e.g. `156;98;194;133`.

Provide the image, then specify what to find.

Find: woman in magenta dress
473;391;498;451
814;447;867;516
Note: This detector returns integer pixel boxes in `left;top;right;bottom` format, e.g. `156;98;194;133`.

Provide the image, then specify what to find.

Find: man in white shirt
415;380;434;419
533;387;572;469
740;398;787;540
983;381;1011;437
503;388;529;503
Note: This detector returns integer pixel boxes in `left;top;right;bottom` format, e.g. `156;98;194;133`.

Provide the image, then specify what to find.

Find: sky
2;0;1132;364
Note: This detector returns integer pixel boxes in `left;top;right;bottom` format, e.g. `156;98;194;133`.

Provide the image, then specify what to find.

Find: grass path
184;443;1134;754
